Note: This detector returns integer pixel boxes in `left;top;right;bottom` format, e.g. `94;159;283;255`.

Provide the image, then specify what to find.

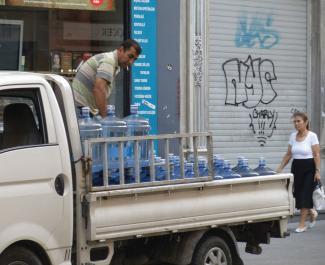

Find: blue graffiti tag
235;15;280;49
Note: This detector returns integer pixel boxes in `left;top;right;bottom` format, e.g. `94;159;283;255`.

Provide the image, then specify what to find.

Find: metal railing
83;132;214;192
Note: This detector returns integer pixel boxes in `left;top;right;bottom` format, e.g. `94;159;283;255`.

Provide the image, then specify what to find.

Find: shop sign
4;0;115;11
64;22;123;41
131;0;157;135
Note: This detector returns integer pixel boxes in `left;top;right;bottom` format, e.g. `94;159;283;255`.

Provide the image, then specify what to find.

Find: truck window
0;89;46;151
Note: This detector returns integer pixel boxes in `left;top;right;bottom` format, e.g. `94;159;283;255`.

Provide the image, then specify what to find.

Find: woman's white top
289;131;319;159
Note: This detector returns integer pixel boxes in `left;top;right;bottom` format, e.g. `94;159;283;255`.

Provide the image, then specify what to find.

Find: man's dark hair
120;39;142;55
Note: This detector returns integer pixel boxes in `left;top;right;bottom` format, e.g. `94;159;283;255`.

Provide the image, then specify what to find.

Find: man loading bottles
72;38;141;117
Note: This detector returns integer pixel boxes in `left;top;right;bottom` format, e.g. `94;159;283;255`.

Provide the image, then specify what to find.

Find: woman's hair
292;111;309;130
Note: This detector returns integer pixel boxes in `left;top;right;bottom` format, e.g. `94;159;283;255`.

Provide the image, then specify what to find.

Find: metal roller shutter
207;0;307;169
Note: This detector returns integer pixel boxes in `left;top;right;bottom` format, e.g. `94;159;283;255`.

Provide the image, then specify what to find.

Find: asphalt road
239;217;325;265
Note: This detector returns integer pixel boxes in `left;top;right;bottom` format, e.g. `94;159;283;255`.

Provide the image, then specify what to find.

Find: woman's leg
299;208;308;228
309;208;318;228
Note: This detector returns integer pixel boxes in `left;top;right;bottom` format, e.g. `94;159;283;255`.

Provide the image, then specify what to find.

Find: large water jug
101;105;127;162
78;107;103;186
124;104;151;161
236;159;259;177
155;156;166;181
232;156;245;173
221;160;241;179
173;155;181;179
213;155;224;179
254;157;276;176
198;158;209;177
123;104;151;182
168;153;177;179
185;162;195;178
213;154;223;179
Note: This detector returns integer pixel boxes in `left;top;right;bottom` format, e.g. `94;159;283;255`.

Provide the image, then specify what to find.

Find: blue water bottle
173;155;181;179
78;107;103;186
168;153;177;179
101;105;127;160
222;160;241;179
100;105;127;184
155;156;166;181
124;104;151;182
232;156;245;173
213;155;224;179
213;154;223;180
124;104;151;160
254;157;276;176
198;158;209;177
236;159;259;177
185;162;195;178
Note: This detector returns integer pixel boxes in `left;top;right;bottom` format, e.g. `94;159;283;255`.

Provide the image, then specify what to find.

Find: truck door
0;82;72;261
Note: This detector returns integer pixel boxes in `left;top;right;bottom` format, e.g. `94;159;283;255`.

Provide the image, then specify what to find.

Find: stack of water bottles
211;155;276;180
78;105;276;186
79;104;152;185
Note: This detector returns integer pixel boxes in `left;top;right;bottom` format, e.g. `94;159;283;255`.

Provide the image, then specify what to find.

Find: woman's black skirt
291;158;315;209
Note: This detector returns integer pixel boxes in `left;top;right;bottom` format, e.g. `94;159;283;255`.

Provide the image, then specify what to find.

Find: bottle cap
107;105;115;114
81;107;90;117
130;104;139;114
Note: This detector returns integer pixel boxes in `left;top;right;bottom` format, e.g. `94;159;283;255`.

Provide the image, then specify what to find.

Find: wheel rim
8;262;29;265
204;246;228;265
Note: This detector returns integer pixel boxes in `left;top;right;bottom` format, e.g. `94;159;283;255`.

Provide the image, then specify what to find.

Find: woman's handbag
313;181;325;210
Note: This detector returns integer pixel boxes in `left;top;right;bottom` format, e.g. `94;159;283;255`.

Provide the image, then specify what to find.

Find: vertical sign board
131;0;157;135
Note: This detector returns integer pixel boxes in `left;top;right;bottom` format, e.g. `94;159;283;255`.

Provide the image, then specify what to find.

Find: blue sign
131;0;157;135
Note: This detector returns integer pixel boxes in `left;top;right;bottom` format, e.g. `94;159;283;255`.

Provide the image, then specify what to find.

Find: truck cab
0;73;73;265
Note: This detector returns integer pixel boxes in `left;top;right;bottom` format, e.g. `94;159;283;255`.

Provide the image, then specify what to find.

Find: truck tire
0;246;43;265
192;236;232;265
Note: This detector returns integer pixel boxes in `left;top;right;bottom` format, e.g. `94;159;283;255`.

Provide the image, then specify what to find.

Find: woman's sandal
295;226;307;233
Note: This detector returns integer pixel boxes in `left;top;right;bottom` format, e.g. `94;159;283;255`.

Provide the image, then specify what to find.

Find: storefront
0;0;181;138
0;0;129;114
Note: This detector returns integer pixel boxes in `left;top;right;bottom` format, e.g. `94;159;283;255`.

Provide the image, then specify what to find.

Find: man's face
117;46;139;69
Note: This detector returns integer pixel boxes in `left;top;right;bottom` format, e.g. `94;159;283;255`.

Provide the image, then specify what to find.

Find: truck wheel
192;236;232;265
0;246;43;265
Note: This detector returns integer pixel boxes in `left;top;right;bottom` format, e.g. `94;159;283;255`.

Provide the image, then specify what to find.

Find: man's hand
93;78;111;117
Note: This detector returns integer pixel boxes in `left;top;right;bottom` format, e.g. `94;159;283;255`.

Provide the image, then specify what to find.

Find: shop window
0;1;126;116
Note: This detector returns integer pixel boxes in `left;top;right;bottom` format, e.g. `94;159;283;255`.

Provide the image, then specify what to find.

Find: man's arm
93;78;111;117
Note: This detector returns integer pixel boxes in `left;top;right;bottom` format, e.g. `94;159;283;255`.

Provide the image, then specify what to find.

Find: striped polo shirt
72;50;120;114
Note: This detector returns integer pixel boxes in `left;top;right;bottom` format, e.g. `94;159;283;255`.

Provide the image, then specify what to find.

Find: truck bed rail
83;132;214;192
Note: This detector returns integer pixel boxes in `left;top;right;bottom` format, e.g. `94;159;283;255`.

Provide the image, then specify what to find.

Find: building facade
1;0;325;173
183;0;325;172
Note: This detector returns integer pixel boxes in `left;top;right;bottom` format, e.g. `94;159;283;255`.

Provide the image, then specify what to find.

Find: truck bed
85;173;293;241
82;133;294;242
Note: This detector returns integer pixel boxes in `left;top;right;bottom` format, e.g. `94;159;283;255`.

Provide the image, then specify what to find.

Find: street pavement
157;214;325;265
239;215;325;265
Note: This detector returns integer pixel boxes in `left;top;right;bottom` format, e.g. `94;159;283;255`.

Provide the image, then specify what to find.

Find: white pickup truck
0;72;294;265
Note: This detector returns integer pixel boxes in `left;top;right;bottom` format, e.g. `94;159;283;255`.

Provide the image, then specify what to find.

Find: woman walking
277;112;321;232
